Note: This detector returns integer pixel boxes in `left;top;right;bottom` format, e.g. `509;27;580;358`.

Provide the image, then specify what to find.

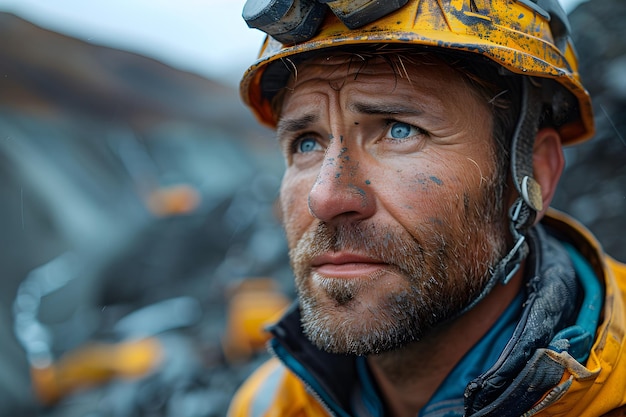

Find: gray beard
299;273;436;354
290;210;506;356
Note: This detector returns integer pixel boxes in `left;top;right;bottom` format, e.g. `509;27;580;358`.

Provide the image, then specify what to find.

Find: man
228;1;626;416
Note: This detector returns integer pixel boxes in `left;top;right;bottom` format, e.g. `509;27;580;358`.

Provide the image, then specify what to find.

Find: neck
367;267;525;417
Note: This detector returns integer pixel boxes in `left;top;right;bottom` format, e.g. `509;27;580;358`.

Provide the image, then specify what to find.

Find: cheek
280;172;314;245
384;165;485;230
384;169;455;213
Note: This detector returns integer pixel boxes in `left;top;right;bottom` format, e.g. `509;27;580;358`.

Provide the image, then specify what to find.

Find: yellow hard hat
240;0;594;146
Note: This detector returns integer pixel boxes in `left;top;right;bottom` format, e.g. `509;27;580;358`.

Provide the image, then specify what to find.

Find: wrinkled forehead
286;51;460;87
280;54;473;117
267;48;495;117
265;48;456;95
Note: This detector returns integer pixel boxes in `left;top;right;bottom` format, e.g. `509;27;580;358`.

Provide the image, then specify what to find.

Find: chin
298;281;434;355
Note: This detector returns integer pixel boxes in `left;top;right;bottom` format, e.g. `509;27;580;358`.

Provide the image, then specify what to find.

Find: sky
0;0;587;87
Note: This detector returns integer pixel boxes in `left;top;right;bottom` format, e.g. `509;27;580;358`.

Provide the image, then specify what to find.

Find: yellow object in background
145;184;201;217
222;278;291;363
31;338;163;405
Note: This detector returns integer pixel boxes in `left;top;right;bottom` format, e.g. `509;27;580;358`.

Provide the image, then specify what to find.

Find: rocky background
0;11;288;417
551;0;626;258
0;1;624;417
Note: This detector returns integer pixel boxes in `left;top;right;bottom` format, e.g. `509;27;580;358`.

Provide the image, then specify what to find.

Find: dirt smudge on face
429;176;443;185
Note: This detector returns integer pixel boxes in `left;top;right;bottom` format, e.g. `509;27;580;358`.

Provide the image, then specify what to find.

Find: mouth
311;252;389;279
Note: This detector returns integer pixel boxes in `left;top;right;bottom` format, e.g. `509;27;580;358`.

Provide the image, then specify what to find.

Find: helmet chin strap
458;77;544;315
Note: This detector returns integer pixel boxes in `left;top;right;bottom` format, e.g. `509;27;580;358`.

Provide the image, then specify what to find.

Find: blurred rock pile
0;11;288;417
552;0;626;262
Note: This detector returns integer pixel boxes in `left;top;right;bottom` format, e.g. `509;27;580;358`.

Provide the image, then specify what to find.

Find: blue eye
297;137;320;153
388;122;415;139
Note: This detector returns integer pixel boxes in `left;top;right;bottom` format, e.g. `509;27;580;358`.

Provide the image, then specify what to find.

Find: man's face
277;54;508;355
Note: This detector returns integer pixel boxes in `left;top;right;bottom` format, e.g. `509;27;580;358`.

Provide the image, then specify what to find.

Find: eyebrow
348;102;424;116
277;113;318;137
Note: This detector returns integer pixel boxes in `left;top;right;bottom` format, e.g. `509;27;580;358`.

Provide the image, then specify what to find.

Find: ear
532;127;565;224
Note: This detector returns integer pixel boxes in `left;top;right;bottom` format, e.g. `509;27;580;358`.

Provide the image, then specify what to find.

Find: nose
308;143;376;222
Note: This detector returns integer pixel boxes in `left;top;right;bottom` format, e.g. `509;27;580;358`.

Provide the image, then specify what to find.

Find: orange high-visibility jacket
228;210;626;417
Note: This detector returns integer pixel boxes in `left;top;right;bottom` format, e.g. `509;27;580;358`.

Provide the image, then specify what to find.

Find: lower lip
313;263;387;279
